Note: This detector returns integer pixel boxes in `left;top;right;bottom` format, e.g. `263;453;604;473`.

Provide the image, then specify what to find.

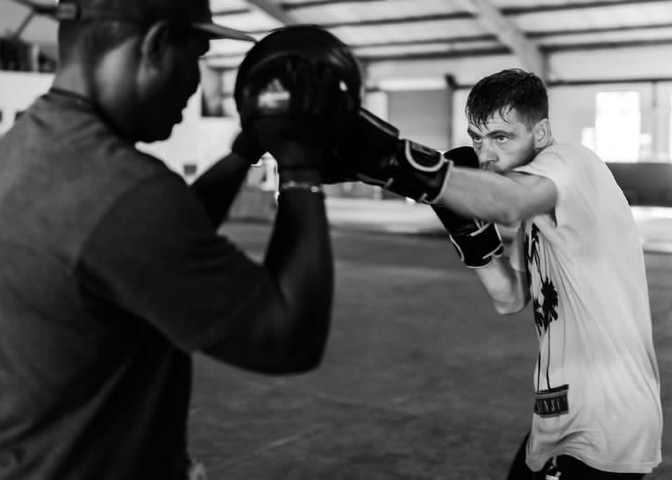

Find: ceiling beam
280;0;671;14
347;35;497;48
10;0;56;16
239;12;472;34
246;21;672;39
547;76;672;87
354;47;512;63
210;8;252;16
541;37;672;53
352;39;672;61
342;23;672;46
280;0;385;8
208;37;672;74
351;23;672;45
11;10;36;39
244;0;298;25
304;12;472;29
209;46;512;72
502;0;672;15
207;22;672;56
455;0;547;79
528;23;672;39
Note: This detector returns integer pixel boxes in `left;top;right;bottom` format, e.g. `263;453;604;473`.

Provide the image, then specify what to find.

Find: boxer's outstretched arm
334;111;554;220
435;169;557;224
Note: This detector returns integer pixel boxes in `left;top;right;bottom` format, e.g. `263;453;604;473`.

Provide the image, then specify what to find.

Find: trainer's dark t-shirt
0;91;273;479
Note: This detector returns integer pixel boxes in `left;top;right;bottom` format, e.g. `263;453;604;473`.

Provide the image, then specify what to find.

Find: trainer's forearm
191;152;252;227
263;170;334;364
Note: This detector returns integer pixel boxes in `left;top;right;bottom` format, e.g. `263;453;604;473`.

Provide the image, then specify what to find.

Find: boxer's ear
533;118;551;149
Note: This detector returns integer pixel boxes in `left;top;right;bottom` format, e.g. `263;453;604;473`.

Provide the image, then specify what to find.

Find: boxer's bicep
505;172;558;221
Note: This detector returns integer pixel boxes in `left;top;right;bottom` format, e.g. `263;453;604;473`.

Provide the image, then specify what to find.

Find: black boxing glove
432;147;503;268
336;108;451;203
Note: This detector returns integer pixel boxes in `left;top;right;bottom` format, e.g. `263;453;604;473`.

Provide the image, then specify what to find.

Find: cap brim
192;22;256;42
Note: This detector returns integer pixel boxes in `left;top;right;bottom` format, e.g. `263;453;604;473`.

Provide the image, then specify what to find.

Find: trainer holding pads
0;4;357;479
344;69;662;479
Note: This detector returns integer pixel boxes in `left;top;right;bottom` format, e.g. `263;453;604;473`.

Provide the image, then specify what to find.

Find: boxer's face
467;107;541;173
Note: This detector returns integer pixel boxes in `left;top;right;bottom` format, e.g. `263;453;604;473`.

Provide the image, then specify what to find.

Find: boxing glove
432;147;503;268
336;108;451;204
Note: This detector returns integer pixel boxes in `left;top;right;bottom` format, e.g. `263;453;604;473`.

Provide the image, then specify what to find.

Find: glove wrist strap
425;159;453;204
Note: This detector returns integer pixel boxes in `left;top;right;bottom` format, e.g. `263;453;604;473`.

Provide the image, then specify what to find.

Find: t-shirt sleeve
514;148;596;240
76;173;277;352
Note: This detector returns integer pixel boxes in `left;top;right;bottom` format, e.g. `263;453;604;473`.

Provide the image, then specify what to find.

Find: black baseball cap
55;0;256;42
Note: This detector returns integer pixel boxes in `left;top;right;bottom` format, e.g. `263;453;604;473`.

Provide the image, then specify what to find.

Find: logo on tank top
526;223;569;416
534;384;569;417
526;224;559;336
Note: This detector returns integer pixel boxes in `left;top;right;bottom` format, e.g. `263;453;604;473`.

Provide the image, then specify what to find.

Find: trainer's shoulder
98;137;173;183
101;142;189;208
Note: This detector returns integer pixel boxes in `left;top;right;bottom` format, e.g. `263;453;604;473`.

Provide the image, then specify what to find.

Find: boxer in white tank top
433;69;662;479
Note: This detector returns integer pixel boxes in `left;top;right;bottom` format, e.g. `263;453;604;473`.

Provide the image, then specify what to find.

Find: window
199;63;225;117
594;91;641;162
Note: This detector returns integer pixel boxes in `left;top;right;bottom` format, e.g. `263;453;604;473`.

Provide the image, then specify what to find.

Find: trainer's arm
437;169;557;224
190;152;251;227
80;169;332;375
474;224;530;314
191;131;266;227
205;170;333;373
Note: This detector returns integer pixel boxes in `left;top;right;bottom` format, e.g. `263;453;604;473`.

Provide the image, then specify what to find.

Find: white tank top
513;143;662;473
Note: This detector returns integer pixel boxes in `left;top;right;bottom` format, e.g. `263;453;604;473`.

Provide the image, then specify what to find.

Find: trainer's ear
140;21;171;68
533;118;551;149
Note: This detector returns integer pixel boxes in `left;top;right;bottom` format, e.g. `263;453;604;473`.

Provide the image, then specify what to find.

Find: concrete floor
187;206;672;480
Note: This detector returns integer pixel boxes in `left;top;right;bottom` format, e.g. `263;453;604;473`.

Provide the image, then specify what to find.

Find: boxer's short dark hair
466;68;549;129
